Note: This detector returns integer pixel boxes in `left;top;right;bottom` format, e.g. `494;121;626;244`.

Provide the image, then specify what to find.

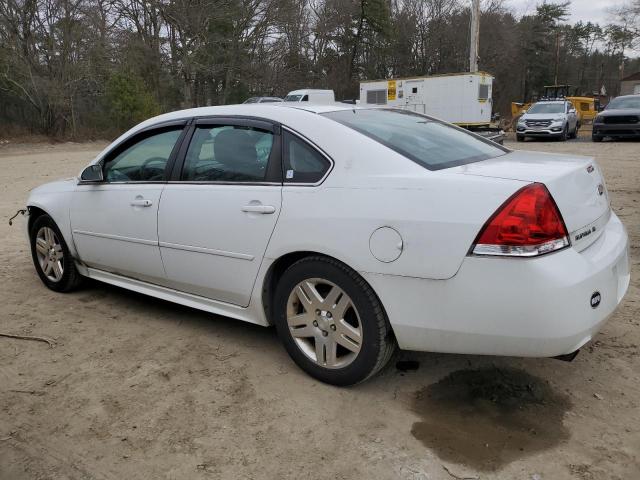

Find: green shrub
105;72;160;130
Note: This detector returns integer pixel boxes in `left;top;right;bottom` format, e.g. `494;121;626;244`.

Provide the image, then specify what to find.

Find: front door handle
242;204;276;214
131;199;153;207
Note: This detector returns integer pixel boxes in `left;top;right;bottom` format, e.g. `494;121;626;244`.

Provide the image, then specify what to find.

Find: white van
284;89;335;104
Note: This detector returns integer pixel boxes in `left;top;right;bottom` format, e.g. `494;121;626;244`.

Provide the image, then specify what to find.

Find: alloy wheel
286;278;363;369
35;226;64;282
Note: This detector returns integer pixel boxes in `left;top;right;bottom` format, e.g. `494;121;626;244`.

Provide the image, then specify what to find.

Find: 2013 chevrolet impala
24;104;630;385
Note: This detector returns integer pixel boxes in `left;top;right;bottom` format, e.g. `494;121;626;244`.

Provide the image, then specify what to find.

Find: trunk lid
454;150;610;251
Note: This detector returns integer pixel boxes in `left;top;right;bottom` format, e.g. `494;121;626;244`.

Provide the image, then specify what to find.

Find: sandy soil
0;135;638;480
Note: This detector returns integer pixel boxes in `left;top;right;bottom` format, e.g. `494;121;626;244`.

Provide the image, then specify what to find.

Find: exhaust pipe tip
553;349;580;362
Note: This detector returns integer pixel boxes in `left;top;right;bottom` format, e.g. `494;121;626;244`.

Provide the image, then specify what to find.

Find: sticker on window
286;169;294;179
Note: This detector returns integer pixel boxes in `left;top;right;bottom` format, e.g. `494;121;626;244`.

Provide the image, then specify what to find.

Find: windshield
322;109;507;170
606;96;640;110
284;95;303;102
527;103;565;114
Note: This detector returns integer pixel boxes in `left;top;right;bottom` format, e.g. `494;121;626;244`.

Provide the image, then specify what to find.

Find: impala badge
587;165;594;173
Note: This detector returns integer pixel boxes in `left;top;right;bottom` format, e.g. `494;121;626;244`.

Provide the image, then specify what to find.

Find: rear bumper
363;212;630;357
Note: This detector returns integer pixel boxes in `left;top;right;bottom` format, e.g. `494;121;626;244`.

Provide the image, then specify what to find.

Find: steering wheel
106;168;129;182
140;157;167;181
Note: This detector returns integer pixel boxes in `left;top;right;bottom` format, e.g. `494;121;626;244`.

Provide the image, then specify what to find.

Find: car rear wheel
592;134;603;143
273;256;396;385
30;214;82;292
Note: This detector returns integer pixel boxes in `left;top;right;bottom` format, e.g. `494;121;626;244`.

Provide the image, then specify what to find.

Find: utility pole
469;0;480;73
554;30;560;85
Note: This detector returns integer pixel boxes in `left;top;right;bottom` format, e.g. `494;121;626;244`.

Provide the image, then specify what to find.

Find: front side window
103;128;182;182
323;109;506;170
283;132;330;183
182;125;274;182
284;94;303;102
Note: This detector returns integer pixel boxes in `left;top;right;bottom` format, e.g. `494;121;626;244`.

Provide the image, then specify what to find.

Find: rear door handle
242;205;276;214
131;199;153;207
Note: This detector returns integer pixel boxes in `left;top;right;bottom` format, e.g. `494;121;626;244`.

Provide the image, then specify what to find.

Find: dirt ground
0;134;638;480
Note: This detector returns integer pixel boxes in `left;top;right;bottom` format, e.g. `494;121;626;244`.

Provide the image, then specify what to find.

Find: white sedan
24;104;630;385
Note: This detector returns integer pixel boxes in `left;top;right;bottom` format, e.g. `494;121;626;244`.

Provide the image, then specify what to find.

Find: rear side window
182;126;274;182
283;131;330;184
322;109;506;170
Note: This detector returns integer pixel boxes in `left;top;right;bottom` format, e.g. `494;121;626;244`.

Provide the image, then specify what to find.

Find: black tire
559;125;568;141
516;135;525;142
570;124;578;139
273;256;396;386
592;134;603;143
30;214;83;292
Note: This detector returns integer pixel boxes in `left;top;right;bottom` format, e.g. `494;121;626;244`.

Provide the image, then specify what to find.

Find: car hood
521;113;566;120
30;178;77;195
598;108;640;116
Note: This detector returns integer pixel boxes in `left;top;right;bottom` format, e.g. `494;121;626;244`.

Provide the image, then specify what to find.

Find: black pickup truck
592;95;640;142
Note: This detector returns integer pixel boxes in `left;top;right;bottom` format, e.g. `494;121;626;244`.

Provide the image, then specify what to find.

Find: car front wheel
30;214;82;292
570;124;578;139
273;256;396;385
559;125;568;141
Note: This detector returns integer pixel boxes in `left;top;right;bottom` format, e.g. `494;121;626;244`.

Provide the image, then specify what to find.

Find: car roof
149;103;361;122
287;89;334;95
108;103;366;145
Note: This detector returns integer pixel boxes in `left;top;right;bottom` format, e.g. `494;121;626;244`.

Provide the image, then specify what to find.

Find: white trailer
359;72;494;127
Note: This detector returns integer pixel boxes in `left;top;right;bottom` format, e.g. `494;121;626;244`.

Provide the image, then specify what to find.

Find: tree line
1;0;639;137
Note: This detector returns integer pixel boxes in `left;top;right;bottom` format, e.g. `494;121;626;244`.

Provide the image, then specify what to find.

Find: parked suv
516;100;579;141
592;95;640;142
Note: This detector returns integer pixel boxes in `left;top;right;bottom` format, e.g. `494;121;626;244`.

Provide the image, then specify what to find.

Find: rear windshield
322;109;507;170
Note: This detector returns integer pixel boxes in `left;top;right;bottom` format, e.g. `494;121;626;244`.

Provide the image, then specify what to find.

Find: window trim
78;119;189;185
281;126;334;187
169;116;283;185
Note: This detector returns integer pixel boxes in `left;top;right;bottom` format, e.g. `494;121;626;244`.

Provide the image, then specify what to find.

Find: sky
503;0;623;24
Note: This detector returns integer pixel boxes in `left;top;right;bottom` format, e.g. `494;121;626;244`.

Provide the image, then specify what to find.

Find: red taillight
472;183;570;257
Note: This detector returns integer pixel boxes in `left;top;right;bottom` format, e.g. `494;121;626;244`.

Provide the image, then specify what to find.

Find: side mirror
80;164;103;182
